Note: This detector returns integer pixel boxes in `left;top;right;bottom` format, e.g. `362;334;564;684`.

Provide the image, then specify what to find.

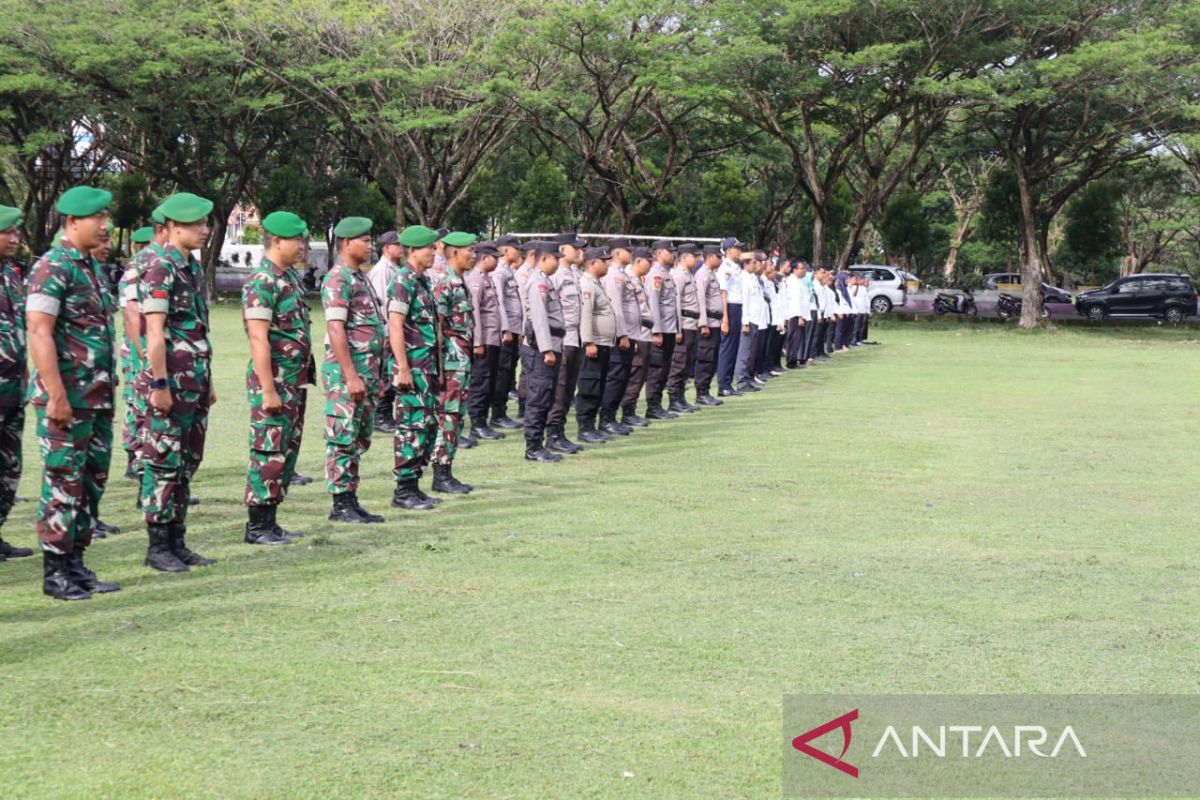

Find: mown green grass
0;309;1196;798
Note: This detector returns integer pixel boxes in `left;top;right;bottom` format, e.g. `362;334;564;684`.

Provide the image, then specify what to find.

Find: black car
983;272;1074;303
1074;273;1198;323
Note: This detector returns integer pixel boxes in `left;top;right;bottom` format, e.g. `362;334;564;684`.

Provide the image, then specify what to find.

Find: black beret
607;237;632;251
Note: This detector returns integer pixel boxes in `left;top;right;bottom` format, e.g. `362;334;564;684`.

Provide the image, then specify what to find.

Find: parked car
848;265;908;313
1074;273;1199;323
983;272;1074;303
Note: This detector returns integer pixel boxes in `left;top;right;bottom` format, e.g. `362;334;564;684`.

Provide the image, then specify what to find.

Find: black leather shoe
43;552;91;601
93;519;121;536
736;383;760;393
621;411;651;427
289;472;314;486
599;420;631;436
645;407;678;420
170;522;216;566
459;431;477;449
392;481;436;510
717;388;742;397
525;443;563;462
146;523;189;572
374;417;396;434
491;416;521;430
577;429;608;444
432;465;471;495
69;549;121;592
697;394;723;406
473;425;505;440
0;537;33;558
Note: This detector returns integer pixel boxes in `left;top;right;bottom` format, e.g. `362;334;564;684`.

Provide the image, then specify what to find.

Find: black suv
1074;273;1198;323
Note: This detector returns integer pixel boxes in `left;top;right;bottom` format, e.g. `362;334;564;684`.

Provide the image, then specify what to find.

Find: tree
510;155;572;233
1058;181;1121;281
950;0;1200;326
1111;157;1200;275
880;187;931;271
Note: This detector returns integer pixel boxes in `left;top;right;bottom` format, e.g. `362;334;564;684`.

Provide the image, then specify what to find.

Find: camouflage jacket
433;270;473;371
321;260;385;390
118;245;156;369
26;242;116;409
0;257;26;407
386;264;438;374
137;243;212;394
242;258;313;384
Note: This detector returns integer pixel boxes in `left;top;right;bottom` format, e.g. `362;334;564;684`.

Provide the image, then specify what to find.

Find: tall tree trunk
202;211;230;300
811;210;827;267
1014;168;1046;329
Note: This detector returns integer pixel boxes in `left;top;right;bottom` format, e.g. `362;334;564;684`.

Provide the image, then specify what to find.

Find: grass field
0;308;1197;798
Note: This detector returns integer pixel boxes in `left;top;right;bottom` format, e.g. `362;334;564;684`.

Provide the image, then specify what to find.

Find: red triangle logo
791;708;859;778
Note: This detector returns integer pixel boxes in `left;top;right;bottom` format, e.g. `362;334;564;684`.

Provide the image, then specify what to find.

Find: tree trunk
202;211;230;300
1014;168;1046;329
811;210;827;267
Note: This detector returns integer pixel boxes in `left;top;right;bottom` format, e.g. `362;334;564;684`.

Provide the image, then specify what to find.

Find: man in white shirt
366;230;403;432
715;237;745;396
785;261;810;367
735;252;764;392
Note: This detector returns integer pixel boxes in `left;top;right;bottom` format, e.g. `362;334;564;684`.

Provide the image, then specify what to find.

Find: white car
849;265;909;313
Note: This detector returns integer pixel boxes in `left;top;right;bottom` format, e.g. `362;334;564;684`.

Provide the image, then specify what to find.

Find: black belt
681;310;700;319
640;318;653;328
708;310;723;320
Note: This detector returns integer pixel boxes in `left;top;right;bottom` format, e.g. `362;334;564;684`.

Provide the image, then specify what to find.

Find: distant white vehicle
849;264;909;313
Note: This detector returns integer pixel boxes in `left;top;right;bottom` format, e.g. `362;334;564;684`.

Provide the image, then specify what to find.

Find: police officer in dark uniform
642;240;682;420
521;241;566;463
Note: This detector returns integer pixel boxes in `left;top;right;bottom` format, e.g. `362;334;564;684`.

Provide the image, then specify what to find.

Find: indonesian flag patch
151;290;169;299
653;276;662;290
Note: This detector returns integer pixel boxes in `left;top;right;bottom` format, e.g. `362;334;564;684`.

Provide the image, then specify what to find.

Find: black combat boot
459;429;477;449
547;424;584;454
621;406;651;427
0;536;33;559
525;438;562;463
696;392;723;406
599;411;632;436
330;492;366;523
170;522;216;566
349;492;385;523
644;404;678;421
244;506;293;545
43;552;91;601
68;548;121;592
392;479;435;510
491;415;520;430
577;422;609;444
432;465;471;495
668;394;691;414
289;472;314;486
146;523;189;572
92;519;121;537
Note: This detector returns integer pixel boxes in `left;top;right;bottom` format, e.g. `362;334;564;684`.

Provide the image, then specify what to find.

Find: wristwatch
150;378;169;390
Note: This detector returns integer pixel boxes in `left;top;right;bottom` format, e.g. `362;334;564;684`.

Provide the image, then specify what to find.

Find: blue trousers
717;303;742;392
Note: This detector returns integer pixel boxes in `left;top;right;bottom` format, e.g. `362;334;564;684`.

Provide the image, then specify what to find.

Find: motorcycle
996;292;1049;320
932;288;977;316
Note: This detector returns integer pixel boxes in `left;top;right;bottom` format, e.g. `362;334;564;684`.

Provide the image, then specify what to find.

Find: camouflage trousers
35;406;113;554
141;387;209;525
0;405;23;527
245;383;307;507
393;370;437;482
432;366;470;468
120;341;145;464
325;390;377;495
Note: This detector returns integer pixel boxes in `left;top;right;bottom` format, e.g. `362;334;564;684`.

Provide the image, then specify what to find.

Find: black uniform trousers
492;338;520;419
785;318;804;366
575;345;612;430
694;326;720;395
666;328;698;397
520;343;561;445
644;334;677;410
546;344;582;428
468;344;500;425
716;303;742;392
602;343;634;415
621;341;650;413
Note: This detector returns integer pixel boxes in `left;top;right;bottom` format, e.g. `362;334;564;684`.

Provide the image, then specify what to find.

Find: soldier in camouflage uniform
430;231;477;495
322;217;386;524
0;205;32;564
242;211;314;545
387;225;443;510
137;193;217;572
118;223;159;483
25;186;121;600
85;224;123;539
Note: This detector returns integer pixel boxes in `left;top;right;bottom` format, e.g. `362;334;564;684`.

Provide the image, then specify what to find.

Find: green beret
150;207;166;225
131;226;155;244
262;211;309;239
333;216;372;239
158;192;214;224
398;225;440;248
56;186;112;217
0;205;22;230
442;231;478;248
